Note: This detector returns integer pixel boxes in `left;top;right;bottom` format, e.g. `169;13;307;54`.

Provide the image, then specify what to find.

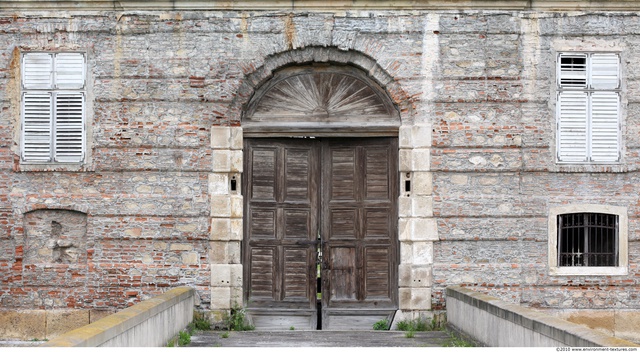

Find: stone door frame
208;50;436;324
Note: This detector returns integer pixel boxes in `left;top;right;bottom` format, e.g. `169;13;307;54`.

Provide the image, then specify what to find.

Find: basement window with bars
556;52;621;163
21;52;86;163
549;205;628;276
557;213;618;267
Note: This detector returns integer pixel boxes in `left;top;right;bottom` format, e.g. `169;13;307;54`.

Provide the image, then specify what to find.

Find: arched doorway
242;65;400;330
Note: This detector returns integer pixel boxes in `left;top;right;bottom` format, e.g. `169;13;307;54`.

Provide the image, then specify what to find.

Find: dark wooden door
243;138;398;330
320;138;398;330
243;139;320;330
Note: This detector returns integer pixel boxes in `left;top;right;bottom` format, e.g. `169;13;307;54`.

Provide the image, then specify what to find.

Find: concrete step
188;330;451;347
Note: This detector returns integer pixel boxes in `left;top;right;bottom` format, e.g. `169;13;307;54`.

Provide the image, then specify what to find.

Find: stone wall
1;2;640;318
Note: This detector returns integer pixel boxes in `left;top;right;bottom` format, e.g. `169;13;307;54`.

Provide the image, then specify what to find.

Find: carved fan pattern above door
253;73;389;119
243;66;400;136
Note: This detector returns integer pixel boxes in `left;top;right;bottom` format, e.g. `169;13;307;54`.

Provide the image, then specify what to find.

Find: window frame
555;52;621;164
20;51;87;164
548;204;628;276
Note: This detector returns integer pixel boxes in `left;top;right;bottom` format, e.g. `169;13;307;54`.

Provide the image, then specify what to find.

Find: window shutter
558;91;588;162
559;54;587;88
55;53;85;89
54;93;85;162
590;92;620;162
22;93;53;161
591;53;619;90
23;53;53;89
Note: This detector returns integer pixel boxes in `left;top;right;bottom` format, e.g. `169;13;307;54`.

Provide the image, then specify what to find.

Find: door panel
244;140;319;330
244;138;397;330
283;247;314;299
329;247;357;300
364;246;392;299
321;139;398;330
249;247;275;298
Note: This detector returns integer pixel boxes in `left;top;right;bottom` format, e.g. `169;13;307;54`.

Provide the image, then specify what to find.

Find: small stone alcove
23;209;88;264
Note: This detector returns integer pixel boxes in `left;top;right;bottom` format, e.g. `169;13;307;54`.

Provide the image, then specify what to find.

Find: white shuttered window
557;53;621;163
21;52;86;163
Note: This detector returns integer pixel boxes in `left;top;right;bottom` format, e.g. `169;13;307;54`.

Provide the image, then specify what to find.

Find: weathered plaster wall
0;4;639;317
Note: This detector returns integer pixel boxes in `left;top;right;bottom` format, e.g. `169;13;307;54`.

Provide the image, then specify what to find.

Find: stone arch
16;203;91;216
229;47;413;127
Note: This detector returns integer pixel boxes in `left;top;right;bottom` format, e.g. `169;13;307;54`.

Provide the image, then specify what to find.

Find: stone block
230;219;243;241
412;172;433;196
399;149;412;172
170;243;193;251
211;264;232;287
210;195;231;217
211;264;242;287
400;241;413;264
399;264;433;288
209;173;229;195
399;124;433;149
210;287;231;309
230;150;243;172
212;150;232;172
399;218;411;241
414;218;438;241
399;288;432;310
230;195;243;218
230;127;243;150
400;196;434;218
412;149;431;171
210;241;241;264
399;196;411;218
412;241;434;265
399;126;412;149
400;288;431;310
0;310;46;340
412;197;434;217
181;252;199;265
46;309;90;339
210;218;231;240
211;127;231;149
213;150;243;173
230;264;243;287
399;288;412;310
399;218;438;241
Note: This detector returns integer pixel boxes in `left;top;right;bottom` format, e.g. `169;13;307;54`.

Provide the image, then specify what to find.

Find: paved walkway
188;330;452;348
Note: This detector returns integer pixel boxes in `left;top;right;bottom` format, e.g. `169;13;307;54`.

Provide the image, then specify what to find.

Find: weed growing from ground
190;315;211;331
222;302;255;331
396;315;442;332
396;315;444;338
178;331;191;346
442;330;475;347
167;313;212;347
372;319;389;330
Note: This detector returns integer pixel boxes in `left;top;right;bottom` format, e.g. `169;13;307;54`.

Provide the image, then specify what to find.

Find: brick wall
0;6;639;313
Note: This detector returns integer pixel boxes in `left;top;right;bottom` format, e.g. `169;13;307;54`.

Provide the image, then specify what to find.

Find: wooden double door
243;138;398;330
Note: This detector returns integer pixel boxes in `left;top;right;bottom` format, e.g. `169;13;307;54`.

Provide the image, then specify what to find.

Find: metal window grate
557;213;618;267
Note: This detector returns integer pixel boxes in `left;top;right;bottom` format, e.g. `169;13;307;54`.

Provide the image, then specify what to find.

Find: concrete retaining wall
446;286;640;347
40;287;195;347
